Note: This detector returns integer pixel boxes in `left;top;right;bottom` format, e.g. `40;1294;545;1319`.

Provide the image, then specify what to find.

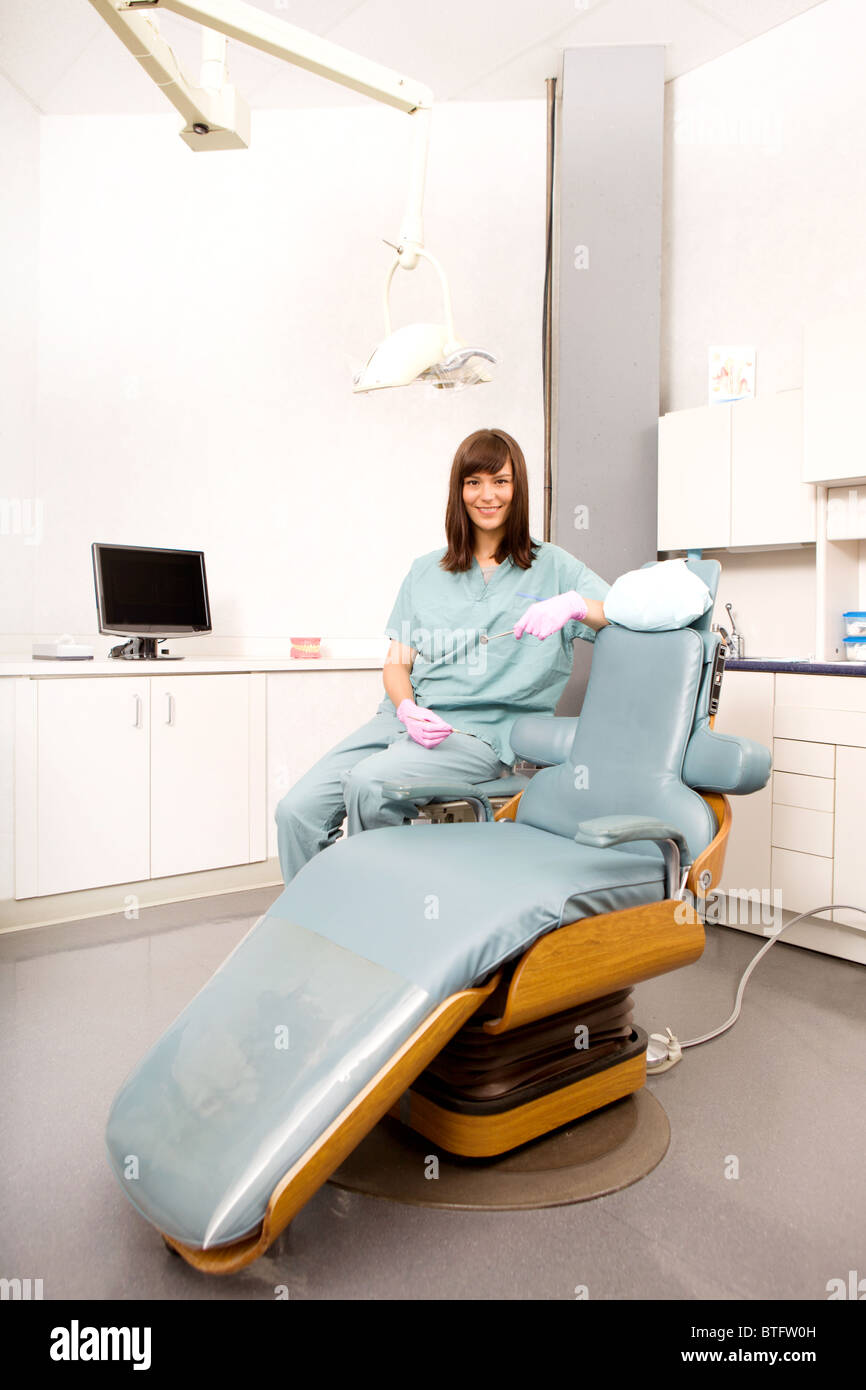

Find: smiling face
462;463;514;535
442;429;533;574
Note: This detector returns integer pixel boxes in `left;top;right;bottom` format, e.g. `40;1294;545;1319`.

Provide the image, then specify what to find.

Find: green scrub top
379;539;610;767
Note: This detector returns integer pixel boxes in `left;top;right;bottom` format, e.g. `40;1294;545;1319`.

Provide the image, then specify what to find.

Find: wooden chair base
390;1032;648;1158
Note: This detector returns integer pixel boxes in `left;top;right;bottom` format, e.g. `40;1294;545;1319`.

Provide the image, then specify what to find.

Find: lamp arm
199;26;227;92
115;0;433;112
88;1;231;132
95;1;435;226
381;249;455;342
396;106;431;270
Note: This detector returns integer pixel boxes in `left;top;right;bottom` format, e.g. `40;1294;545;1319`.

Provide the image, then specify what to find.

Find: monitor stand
108;637;184;661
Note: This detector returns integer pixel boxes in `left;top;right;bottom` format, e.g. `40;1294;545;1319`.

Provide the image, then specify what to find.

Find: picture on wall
708;345;756;403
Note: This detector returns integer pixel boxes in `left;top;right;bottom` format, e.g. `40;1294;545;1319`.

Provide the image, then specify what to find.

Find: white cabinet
804;309;866;485
658;403;731;551
713;670;773;897
772;847;833;921
769;675;866;943
266;669;384;860
658;392;815;551
833;744;866;930
714;673;866;954
25;678;150;896
729;392;815;547
15;672;266;899
150;675;258;878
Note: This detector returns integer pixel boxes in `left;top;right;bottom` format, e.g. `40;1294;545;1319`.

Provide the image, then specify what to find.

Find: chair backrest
514;557;770;862
515;624;718;861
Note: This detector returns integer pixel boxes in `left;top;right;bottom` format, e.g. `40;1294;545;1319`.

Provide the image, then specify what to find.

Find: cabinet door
804;309;866;485
150;675;252;878
36;678;150;896
712;671;773;900
833;744;866;929
730;391;816;545
266;669;384;860
658;404;731;552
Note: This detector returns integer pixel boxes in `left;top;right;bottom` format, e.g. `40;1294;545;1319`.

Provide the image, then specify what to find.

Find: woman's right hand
396;698;453;749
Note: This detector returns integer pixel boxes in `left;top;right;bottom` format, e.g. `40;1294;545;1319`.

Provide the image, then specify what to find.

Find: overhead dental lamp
87;0;495;392
352;242;496;394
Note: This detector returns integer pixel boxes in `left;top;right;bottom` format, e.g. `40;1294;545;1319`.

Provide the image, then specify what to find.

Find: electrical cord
646;901;866;1071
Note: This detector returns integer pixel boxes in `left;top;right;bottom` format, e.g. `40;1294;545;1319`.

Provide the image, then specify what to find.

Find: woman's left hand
514;590;588;640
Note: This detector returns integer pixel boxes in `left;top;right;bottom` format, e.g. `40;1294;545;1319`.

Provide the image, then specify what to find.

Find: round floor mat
328;1091;670;1211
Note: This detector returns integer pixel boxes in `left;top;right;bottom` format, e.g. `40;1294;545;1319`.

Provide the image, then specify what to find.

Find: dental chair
105;559;770;1274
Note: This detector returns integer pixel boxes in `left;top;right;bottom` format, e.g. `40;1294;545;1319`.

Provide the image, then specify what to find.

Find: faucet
725;603;744;659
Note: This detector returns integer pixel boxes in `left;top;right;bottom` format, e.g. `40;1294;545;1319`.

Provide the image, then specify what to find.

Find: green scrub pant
274;706;508;885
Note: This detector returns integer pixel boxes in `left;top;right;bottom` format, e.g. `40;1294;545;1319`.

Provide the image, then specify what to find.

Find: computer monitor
92;543;211;660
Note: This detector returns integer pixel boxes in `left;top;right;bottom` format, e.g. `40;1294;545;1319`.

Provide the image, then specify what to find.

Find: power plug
646;1028;682;1073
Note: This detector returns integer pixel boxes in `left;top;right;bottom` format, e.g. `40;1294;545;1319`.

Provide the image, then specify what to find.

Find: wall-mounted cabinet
804;308;866;486
730;392;816;546
658;390;816;552
658;402;731;552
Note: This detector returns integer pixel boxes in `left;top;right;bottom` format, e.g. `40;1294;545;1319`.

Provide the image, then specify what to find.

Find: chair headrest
638;556;721;635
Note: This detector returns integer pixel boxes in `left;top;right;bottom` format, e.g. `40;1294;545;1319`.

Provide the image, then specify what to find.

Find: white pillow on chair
603;559;712;631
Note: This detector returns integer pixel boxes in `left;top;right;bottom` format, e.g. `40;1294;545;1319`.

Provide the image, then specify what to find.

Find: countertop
3;654;864;678
725;658;866;676
0;656;385;677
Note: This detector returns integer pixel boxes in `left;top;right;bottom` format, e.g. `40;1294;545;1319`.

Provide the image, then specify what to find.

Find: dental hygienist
275;427;610;883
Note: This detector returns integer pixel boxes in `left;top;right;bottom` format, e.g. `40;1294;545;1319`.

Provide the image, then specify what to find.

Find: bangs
459;434;511;478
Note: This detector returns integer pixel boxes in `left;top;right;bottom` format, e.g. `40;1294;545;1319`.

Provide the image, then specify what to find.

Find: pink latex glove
396;698;454;749
513;590;588;640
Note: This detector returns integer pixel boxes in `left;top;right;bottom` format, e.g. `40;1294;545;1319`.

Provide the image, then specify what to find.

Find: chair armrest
683;723;771;794
509;715;579;767
382;781;494;822
574;814;690;860
574;814;691;898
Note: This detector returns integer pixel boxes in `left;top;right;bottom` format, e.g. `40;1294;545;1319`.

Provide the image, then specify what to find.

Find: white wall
15;99;545;654
0;74;40;636
661;0;866;653
707;546;818;661
662;0;866;412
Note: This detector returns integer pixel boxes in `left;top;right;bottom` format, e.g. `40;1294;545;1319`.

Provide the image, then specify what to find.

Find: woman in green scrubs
275;427;610;883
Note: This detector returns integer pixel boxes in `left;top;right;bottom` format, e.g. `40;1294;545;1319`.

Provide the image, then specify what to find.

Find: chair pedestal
392;991;648;1158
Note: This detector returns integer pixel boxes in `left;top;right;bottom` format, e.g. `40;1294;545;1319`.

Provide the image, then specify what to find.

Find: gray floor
0;885;863;1302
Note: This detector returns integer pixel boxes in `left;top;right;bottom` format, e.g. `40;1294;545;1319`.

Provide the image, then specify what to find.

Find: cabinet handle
165;692;174;726
132;693;142;728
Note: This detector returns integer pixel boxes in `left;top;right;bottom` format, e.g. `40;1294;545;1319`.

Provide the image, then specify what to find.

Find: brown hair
440;428;538;572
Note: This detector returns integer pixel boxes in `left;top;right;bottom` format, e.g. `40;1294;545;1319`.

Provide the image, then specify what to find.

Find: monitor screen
92;544;211;635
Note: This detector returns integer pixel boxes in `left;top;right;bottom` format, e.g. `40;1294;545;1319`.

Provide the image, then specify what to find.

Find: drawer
772;770;835;813
772;848;833;920
772;737;835;777
775;674;866;713
774;706;866;747
771;803;834;857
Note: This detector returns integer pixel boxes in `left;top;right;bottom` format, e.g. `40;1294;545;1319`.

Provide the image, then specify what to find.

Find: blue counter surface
725;659;866;676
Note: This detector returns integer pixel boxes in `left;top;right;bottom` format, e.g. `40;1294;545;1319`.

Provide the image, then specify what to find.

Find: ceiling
0;0;830;114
